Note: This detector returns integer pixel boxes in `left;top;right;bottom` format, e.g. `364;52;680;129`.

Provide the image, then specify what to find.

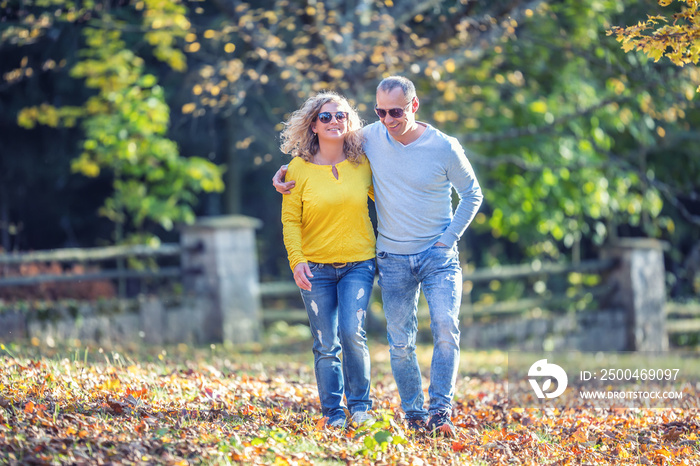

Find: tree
5;0;538;250
407;0;699;268
608;0;700;86
168;0;551;271
2;0;699;293
171;0;698;275
5;0;224;245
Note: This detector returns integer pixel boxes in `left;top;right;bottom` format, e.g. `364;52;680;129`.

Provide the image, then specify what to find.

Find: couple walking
275;76;483;437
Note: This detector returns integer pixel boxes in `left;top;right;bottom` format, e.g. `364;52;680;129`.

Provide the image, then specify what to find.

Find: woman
280;92;376;428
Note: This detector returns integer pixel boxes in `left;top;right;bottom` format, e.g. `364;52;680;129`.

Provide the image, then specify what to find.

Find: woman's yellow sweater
281;156;376;271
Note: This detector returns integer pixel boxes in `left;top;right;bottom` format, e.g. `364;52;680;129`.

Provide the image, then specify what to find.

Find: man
273;76;483;437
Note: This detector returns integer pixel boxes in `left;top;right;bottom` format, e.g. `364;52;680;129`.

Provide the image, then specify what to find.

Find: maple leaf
452;440;468;452
126;387;148;399
570;427;589;443
315;417;328;430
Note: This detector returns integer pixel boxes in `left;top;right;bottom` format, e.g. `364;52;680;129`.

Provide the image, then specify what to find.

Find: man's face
375;88;416;140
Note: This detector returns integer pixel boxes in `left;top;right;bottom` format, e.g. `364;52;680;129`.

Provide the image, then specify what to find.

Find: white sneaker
327;417;347;428
351;411;376;426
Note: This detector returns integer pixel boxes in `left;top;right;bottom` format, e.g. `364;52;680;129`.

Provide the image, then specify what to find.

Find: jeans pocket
433;243;457;252
430;244;458;262
308;262;322;272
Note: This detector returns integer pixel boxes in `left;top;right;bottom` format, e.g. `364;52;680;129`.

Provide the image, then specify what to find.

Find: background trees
1;0;698;295
9;0;223;247
421;0;700;266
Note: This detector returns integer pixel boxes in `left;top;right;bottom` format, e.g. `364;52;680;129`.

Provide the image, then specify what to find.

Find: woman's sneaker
351;411;376;427
427;412;455;438
327;416;347;428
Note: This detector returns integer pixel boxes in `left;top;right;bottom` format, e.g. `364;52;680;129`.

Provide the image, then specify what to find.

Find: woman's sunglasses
374;101;413;119
316;112;348;124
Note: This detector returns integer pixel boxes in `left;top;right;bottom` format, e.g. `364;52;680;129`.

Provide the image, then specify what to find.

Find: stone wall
461;307;629;351
0;296;210;346
459;238;669;352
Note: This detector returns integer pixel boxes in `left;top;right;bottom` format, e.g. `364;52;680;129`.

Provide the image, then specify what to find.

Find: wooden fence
0;245;617;320
0;243;183;287
259;259;617;321
0;216;697;350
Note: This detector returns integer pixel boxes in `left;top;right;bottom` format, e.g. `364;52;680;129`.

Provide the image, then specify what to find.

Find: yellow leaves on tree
608;0;700;90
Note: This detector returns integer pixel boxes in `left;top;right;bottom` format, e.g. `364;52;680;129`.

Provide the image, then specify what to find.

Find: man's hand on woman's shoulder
273;164;295;194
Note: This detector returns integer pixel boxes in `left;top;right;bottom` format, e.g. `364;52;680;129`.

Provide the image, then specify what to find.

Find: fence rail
0;246;618;315
469;283;615;318
0;243;183;288
259;259;618;320
259;259;617;295
666;302;700;335
0;268;183;287
0;243;182;265
461;258;617;283
0;241;617;291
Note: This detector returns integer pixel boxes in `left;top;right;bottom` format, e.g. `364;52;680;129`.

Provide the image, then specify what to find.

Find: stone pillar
601;238;668;351
180;215;263;344
140;296;165;345
0;310;27;342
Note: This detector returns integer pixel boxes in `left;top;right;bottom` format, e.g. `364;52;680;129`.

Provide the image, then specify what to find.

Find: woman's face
312;102;349;142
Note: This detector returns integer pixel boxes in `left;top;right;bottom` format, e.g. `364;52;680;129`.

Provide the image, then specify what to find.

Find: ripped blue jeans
300;258;375;423
377;245;462;420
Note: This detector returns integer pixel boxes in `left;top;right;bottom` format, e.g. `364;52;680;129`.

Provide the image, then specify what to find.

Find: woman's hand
293;262;313;291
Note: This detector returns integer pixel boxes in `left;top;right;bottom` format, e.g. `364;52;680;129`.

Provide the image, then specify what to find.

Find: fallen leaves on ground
0;341;698;465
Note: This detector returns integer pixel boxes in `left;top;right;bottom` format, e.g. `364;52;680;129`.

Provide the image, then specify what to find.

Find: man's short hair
377;76;417;101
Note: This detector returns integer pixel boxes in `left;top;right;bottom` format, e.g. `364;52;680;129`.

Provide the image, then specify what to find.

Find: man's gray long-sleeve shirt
362;121;483;254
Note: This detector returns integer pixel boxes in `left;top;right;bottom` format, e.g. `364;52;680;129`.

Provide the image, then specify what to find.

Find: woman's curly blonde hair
280;91;365;165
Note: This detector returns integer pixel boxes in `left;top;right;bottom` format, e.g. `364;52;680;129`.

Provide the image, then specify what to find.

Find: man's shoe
351;411;376;426
406;418;427;435
427;411;456;438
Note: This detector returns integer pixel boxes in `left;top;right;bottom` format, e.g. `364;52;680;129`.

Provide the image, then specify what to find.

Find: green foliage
418;0;700;262
13;1;223;242
353;412;408;458
166;0;699;271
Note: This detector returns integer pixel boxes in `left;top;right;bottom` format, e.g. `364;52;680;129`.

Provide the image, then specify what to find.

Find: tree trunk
223;115;242;215
0;184;9;251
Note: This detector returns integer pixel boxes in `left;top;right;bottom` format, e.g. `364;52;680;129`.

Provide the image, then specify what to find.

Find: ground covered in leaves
1;328;699;465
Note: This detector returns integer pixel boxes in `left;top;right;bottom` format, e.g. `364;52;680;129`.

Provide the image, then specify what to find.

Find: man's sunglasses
316;111;348;124
374;101;412;119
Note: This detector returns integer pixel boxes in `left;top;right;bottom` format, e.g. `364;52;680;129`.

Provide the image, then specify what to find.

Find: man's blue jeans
376;245;462;420
299;259;375;423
